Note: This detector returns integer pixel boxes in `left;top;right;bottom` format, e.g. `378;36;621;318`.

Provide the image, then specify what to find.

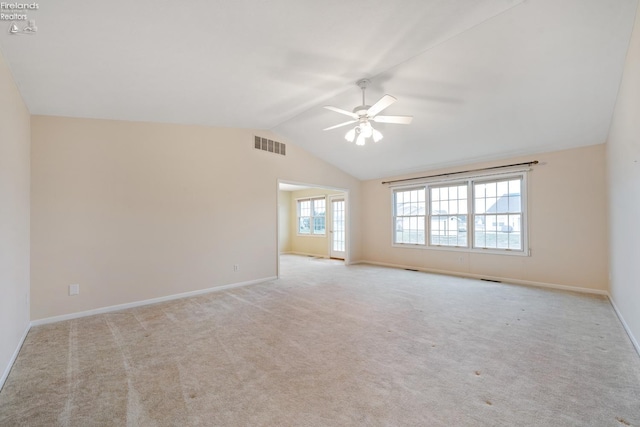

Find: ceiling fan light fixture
359;122;373;138
372;128;383;143
345;122;382;146
345;128;356;142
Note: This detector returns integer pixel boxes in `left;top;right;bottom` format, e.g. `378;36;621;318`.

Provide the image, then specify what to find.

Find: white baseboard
360;260;609;296
31;276;277;327
288;252;329;259
0;323;30;392
608;295;640;357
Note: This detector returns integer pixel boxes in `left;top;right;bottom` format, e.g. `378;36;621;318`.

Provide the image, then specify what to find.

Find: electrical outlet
233;264;239;272
69;284;79;296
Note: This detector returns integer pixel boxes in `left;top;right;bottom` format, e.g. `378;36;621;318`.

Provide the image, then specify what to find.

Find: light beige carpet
1;255;639;426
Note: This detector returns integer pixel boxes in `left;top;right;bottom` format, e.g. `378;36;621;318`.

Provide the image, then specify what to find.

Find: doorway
277;181;349;277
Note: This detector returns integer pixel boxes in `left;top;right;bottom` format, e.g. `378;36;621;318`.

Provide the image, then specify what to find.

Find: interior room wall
288;188;345;258
360;144;609;292
278;190;292;253
607;3;640;351
0;51;31;388
30;116;361;320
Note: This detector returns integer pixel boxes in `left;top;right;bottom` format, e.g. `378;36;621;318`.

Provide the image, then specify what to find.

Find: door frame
276;179;351;278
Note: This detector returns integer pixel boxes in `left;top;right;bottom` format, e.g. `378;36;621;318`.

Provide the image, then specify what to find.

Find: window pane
449;200;457;215
450;186;458;199
459;199;467;215
313;199;325;216
507;195;521;213
394;188;426;245
459;186;467;199
509;179;520;195
486;182;497;197
313;216;325;235
497;180;509;197
429;184;468;247
299;217;310;234
299;200;310;216
485;197;497;213
473;177;523;250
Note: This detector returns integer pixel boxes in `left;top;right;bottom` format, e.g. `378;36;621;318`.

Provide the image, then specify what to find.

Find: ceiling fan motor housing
353;105;371;116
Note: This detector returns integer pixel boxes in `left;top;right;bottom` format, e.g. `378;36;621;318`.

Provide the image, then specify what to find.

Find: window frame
392;186;427;245
391;171;529;256
428;182;469;249
296;196;327;237
472;176;526;253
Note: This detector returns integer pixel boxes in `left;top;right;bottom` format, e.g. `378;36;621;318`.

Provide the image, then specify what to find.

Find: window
473;178;523;250
297;197;326;235
430;184;468;247
393;188;426;244
392;173;527;254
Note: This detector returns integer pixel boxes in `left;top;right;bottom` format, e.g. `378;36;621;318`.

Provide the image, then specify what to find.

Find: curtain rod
381;160;539;185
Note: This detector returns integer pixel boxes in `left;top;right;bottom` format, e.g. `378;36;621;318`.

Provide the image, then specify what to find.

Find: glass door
330;197;346;259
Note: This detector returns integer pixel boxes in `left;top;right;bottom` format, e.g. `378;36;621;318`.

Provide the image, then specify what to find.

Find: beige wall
278;190;291;253
0;51;30;385
361;145;609;292
288;188;345;257
607;4;640;349
30;116;361;320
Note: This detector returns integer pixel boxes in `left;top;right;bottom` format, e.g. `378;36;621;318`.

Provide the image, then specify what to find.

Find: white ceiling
1;0;637;180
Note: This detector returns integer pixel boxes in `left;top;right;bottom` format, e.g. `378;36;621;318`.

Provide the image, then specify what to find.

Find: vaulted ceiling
0;0;637;179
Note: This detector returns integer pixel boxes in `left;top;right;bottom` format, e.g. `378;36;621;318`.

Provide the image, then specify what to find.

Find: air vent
254;136;286;156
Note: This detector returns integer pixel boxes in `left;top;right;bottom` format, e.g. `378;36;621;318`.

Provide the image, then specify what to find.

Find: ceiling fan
323;79;413;146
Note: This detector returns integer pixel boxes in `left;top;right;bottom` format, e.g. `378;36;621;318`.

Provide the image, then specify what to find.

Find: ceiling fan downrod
356;79;370;112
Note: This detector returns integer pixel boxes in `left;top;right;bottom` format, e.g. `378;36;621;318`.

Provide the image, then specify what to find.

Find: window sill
391;243;529;256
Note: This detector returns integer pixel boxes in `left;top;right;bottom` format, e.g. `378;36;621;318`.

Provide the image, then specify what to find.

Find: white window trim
392;186;427;246
471;174;528;255
428;181;470;249
390;170;530;256
296;196;327;237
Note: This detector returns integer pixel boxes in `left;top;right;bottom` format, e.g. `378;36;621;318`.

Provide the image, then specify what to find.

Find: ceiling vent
255;136;286;156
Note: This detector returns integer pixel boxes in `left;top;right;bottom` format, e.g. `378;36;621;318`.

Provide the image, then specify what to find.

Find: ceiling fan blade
323;120;357;131
367;94;397;117
324;106;358;119
372;115;413;124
